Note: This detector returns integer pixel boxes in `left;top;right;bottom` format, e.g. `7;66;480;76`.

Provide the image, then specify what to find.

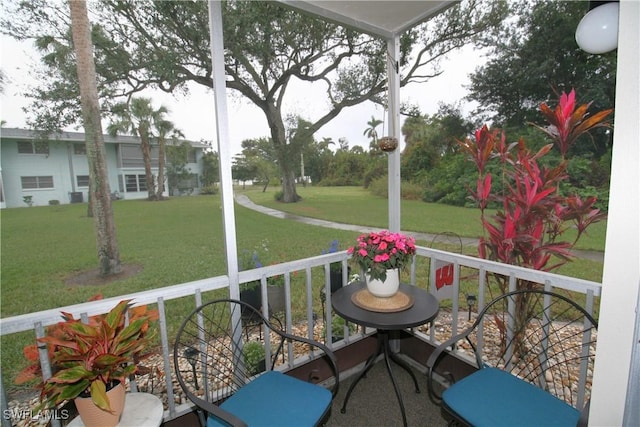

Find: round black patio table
331;282;439;427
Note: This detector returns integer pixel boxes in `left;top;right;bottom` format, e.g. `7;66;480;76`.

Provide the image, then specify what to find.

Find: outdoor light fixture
184;346;200;390
466;294;477;321
575;1;620;54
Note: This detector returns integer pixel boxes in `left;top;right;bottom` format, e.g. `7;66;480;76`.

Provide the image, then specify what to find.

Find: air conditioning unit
70;192;83;203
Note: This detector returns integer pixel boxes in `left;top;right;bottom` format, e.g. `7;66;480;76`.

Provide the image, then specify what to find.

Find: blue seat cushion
207;370;332;427
442;367;580;427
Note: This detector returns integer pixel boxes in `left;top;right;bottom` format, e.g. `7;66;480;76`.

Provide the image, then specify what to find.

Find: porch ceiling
276;1;457;38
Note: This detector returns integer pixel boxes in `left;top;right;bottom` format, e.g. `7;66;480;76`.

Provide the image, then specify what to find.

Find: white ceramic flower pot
365;268;400;297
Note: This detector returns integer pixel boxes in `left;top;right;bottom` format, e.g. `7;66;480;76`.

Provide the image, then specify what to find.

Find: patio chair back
426;289;598;427
173;298;339;427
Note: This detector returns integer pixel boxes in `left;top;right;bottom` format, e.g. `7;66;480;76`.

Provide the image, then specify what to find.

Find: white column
207;1;240;299
387;35;401;233
589;1;640;425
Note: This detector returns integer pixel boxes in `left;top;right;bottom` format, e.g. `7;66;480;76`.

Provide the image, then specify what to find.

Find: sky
0;35;480;157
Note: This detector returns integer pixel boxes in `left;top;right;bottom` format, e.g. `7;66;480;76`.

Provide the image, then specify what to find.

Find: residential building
0;127;209;208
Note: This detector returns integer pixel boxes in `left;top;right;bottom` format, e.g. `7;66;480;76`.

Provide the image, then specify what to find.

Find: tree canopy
2;0;508;202
467;0;616;140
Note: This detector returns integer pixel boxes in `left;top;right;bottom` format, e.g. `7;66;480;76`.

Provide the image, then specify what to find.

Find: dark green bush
201;185;219;195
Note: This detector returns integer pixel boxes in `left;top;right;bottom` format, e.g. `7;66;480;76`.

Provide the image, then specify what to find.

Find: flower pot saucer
351;289;414;313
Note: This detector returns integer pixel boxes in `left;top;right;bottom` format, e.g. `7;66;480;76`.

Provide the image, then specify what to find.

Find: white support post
589;1;640;425
387;35;401;233
207;1;240;299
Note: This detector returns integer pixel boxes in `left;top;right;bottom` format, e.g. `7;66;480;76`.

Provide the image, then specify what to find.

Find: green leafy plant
347;230;416;281
16;300;158;412
267;272;284;288
242;341;266;376
322;315;357;343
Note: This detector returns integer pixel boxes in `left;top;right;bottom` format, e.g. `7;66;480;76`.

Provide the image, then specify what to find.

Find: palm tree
108;97;169;200
363;115;383;144
68;0;121;276
318;137;335;151
155;119;184;200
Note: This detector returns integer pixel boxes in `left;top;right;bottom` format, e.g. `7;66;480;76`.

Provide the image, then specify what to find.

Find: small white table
68;393;164;427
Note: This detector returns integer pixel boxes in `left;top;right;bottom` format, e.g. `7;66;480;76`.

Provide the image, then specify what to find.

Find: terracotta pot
365;268;400;297
74;381;125;427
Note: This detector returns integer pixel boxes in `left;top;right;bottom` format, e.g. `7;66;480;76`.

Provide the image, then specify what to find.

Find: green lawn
241;186;607;252
0;187;605;392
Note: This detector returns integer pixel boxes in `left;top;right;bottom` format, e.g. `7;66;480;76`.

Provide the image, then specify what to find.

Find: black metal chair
426;289;598;427
174;298;339;427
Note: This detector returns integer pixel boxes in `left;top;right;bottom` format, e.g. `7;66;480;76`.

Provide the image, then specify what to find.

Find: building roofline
0;127;210;149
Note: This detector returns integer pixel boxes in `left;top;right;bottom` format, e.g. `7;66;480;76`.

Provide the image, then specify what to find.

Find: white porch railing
0;247;601;426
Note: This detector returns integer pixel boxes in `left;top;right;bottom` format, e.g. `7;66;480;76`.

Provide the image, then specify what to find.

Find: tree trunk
139;133;156;200
281;169;299;202
69;0;121;276
267;108;299;202
156;136;166;200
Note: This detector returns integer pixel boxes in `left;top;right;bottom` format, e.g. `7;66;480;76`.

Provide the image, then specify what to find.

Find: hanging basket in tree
378;136;398;152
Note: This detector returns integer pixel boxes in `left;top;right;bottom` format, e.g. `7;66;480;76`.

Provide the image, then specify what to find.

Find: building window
77;175;90;187
17;141;49;155
21;176;54;189
187;149;197;163
120;144;159;168
124;174;147;192
74;143;86;155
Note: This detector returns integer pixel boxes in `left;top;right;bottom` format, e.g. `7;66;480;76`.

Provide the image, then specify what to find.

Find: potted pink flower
348;230;416;297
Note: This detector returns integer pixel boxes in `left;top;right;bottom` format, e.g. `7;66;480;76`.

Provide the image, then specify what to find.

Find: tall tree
68;0;121;276
6;0;508;202
363;115;383;144
165;141;194;195
107;97;168;200
467;0;616;147
233;138;279;192
201;150;220;188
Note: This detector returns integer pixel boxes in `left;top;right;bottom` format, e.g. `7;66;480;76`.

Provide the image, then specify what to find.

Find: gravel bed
6;312;595;425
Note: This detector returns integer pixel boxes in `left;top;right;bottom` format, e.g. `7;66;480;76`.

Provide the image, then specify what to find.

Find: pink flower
374;253;390;263
347;230;416;282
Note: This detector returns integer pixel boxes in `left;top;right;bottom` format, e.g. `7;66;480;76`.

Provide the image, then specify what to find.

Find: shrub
368;176;431;202
367;176;387;197
273;190;284;202
243;341;265;376
200;185;219;195
400;181;423;200
48;200;60;206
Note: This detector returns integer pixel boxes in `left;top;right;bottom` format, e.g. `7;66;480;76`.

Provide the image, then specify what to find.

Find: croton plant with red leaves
460;90;611;294
15;294;159;412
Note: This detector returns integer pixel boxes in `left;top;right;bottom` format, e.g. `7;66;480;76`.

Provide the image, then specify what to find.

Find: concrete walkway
235;194;604;263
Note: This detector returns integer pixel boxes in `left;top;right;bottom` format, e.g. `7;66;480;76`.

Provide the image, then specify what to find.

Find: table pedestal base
340;330;420;427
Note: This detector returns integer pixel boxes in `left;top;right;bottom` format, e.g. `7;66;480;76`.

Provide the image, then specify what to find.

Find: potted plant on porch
348;230;416;297
242;340;266;376
323;239;350;294
15;299;158;427
239;240;287;314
